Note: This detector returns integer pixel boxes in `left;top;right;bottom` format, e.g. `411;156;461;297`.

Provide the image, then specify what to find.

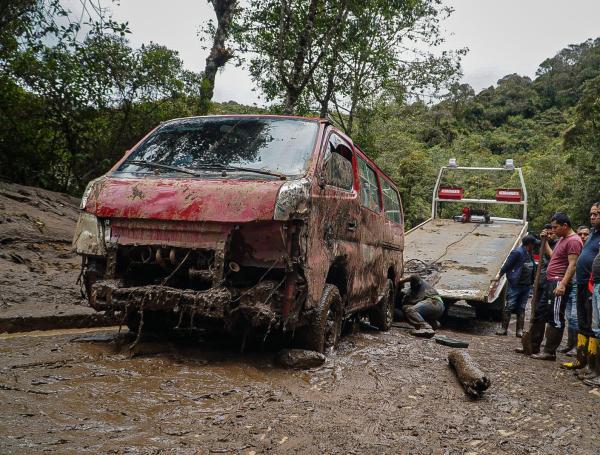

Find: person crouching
396;274;445;338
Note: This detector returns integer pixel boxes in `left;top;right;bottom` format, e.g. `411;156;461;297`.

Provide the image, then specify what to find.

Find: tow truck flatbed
405;218;527;302
403;162;529;317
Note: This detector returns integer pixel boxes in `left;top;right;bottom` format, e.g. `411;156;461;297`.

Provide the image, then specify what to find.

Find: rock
276;349;326;369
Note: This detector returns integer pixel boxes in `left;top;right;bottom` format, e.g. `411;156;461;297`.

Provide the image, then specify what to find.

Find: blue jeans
592;283;600;338
565;283;578;331
505;284;530;315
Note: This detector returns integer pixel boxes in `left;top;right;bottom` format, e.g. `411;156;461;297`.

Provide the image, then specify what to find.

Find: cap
522;234;540;246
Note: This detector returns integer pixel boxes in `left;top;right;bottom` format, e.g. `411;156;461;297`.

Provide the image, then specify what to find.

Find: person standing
495;235;538;337
532;212;583;361
516;225;558;355
562;225;592;354
583;249;600;386
563;203;600;372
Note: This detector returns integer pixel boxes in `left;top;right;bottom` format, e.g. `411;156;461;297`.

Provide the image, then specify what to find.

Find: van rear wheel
369;279;394;331
299;284;343;354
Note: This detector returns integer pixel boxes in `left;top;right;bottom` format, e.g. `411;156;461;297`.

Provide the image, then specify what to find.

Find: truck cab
73;115;404;352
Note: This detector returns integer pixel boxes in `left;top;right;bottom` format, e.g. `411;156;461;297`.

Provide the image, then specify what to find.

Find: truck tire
369;279;394;331
299;284;343;353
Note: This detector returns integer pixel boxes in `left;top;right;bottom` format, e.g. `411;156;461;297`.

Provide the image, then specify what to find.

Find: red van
73;115;404;352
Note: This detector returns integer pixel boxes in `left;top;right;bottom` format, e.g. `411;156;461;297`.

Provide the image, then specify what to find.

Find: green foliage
0;1;598;237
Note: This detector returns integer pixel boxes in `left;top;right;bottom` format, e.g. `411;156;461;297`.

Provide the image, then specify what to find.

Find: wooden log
448;351;491;398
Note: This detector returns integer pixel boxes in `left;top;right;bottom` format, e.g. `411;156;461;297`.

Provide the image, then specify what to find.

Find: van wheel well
387;266;396;283
325;259;348;301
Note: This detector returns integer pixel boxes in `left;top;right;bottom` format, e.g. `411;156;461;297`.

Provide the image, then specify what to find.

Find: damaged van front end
73;116;319;336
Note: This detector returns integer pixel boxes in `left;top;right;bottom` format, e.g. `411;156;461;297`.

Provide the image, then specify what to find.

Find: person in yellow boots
583;249;600;386
562;203;600;371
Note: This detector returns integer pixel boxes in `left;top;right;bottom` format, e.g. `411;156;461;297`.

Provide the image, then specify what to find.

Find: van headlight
72;212;106;256
79;177;103;210
274;178;311;221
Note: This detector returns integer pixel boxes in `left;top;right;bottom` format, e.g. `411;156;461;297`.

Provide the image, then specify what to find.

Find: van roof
162;114;326;124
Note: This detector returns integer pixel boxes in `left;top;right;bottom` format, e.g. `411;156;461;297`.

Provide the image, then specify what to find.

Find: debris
448;351;491;398
275;349;326;369
435;335;469;348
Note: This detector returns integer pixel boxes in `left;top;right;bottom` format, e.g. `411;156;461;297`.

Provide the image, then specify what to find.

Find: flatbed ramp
404;219;526;302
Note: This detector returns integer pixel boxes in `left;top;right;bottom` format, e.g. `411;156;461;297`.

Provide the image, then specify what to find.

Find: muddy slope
0;182;89;327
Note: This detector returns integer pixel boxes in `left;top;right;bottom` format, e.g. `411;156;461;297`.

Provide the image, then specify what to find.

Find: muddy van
73;115;404;352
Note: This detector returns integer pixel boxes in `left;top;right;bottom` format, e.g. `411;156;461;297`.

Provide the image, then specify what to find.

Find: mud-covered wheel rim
384;281;394;326
324;305;341;351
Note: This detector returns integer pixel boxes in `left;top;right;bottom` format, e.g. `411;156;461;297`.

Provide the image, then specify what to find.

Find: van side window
357;156;381;212
322;133;354;191
381;178;402;223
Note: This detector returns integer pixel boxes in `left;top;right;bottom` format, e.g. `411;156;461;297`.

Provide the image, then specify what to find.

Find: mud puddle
2;324;599;454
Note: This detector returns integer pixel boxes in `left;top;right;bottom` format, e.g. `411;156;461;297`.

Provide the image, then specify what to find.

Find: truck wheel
369;279;394;331
300;284;343;353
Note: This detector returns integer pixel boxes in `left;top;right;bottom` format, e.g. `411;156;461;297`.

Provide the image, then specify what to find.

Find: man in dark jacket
396;274;445;338
495;235;538;337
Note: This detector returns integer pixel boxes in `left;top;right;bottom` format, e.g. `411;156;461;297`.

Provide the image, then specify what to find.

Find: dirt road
2;320;599;454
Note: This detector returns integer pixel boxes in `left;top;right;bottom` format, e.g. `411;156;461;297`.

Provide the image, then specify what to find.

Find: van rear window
357;156;381;212
381;179;402;224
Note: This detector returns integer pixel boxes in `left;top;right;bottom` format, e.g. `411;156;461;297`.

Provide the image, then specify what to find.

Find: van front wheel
369;279;394;331
299;284;343;354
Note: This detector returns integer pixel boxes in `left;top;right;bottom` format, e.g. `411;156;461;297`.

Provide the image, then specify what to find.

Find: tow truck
403;159;529;319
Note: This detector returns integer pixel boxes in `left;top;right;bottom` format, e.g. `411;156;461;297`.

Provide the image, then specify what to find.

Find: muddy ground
1;182;599;454
1;321;599;454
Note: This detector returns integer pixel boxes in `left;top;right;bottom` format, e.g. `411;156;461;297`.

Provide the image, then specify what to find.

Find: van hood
84;176;286;223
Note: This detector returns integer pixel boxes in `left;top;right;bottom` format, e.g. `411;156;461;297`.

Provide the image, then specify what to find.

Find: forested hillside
1;1;598;231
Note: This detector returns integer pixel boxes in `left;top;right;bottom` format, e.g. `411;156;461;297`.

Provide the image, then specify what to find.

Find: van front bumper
89;279;287;329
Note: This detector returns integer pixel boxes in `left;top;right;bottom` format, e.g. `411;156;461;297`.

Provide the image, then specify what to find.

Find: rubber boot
579;338;598;380
584;338;600;386
515;319;545;354
531;325;563;361
496;310;511;336
515;313;525;338
559;328;576;354
561;334;588;370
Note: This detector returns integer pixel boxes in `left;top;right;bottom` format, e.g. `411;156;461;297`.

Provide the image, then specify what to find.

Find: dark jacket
500;245;535;287
402;276;441;306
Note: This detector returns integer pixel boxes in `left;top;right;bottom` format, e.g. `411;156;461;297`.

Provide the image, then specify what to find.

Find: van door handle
347;220;357;231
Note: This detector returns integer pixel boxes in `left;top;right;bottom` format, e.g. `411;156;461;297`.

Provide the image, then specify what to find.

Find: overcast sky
98;0;600;105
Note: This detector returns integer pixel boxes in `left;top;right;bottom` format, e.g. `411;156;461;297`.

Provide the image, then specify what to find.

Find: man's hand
540;229;549;239
554;282;566;296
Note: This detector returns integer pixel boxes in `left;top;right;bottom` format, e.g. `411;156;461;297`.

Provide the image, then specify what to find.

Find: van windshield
117;117;319;178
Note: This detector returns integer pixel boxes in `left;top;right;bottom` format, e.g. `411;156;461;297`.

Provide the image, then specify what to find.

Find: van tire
299;284;343;354
369;279;394;331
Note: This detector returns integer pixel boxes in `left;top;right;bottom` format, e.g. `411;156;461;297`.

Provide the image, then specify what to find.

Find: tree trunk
199;0;237;114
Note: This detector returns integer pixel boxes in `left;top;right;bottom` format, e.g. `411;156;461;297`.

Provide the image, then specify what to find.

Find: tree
233;0;463;125
325;0;464;135
199;0;239;114
233;0;351;114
